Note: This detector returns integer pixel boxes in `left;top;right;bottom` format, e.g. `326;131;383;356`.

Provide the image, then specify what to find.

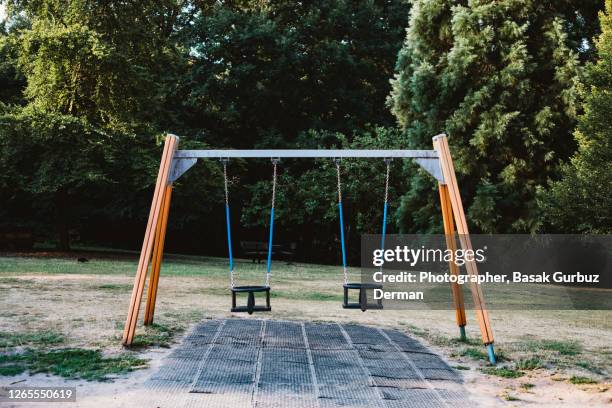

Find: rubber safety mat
142;319;475;408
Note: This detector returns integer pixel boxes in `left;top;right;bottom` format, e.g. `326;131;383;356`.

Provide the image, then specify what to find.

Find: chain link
384;159;391;204
335;160;342;203
271;160;278;209
222;160;229;206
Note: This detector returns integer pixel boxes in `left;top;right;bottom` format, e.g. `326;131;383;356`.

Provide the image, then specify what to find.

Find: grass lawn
0;251;610;403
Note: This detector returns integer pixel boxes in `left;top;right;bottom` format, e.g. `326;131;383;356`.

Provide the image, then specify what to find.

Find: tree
241;127;408;263
389;0;580;233
541;0;612;233
0;18;26;105
1;0;188;249
182;0;410;147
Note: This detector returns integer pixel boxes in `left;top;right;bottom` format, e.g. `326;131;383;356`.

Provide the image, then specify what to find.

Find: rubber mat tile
185;389;252;408
261;347;310;364
190;381;252;394
382;330;429;353
263;320;305;348
381;388;448;407
370;377;429;389
305;323;350;350
407;353;453;370
215;319;263;346
191;319;222;335
420;368;462;382
362;357;416;370
357;350;403;360
311;349;362;368
259;361;312;385
256;382;315;395
342;324;389;345
149;358;201;382
167;346;210;360
255;383;317;408
315;368;366;385
367;366;421;379
256;394;318;408
318;383;383;404
207;343;260;362
193;359;257;385
352;343;397;353
319;398;385;408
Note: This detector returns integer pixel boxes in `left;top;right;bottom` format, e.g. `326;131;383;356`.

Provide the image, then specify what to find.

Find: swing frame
121;133;497;364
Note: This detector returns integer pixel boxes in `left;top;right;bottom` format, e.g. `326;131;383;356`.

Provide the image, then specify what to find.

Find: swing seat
343;283;383;311
231;285;271;314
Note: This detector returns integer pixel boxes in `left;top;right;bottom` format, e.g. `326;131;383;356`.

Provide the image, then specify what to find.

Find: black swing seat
343;283;384;311
231;285;271;314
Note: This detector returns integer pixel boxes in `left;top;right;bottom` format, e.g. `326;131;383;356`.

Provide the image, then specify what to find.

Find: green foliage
515;358;544;370
0;349;147;381
389;0;581;233
541;0;612;233
569;375;597;384
481;366;524;378
240;127;408;263
525;339;582;356
131;323;181;348
182;0;410;145
0;330;65;348
7;0;185;132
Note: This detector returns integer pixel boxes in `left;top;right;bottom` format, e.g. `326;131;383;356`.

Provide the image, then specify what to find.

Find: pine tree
541;0;612;233
389;0;580;233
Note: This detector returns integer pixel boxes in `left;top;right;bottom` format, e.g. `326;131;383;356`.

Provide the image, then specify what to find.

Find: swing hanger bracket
271;158;281;164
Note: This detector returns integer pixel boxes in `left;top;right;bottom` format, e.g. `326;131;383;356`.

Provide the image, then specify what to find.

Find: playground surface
0;252;611;407
143;319;467;408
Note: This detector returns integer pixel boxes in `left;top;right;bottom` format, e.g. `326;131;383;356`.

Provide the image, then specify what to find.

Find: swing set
121;134;497;364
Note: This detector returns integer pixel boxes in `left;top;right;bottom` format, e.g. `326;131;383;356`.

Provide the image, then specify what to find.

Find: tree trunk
55;189;70;251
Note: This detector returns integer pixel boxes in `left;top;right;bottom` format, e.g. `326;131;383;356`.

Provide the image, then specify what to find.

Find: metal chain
222;160;229;206
335;160;342;203
384;158;391;204
271;160;278;209
335;160;348;284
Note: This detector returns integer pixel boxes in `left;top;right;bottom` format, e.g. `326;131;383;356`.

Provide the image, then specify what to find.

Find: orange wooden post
438;183;467;339
144;185;173;325
122;135;178;346
433;134;496;362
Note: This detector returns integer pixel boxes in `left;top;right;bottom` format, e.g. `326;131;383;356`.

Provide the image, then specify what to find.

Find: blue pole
266;207;275;275
487;344;497;364
338;202;347;269
381;201;388;251
225;204;233;271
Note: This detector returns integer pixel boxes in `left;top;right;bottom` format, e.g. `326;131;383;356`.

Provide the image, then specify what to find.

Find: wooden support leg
144;185;173;325
122;135;178;346
433;135;496;363
438;183;467;339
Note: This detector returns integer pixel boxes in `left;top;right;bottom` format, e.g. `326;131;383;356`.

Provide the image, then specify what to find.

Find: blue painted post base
486;343;497;365
459;326;466;341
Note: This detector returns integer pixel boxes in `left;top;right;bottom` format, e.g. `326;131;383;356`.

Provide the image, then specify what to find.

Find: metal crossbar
174;149;438;159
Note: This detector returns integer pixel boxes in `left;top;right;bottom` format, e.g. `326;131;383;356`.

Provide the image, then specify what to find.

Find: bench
240;241;297;264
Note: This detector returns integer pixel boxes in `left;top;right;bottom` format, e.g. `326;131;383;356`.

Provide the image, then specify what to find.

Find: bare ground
0;255;611;407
